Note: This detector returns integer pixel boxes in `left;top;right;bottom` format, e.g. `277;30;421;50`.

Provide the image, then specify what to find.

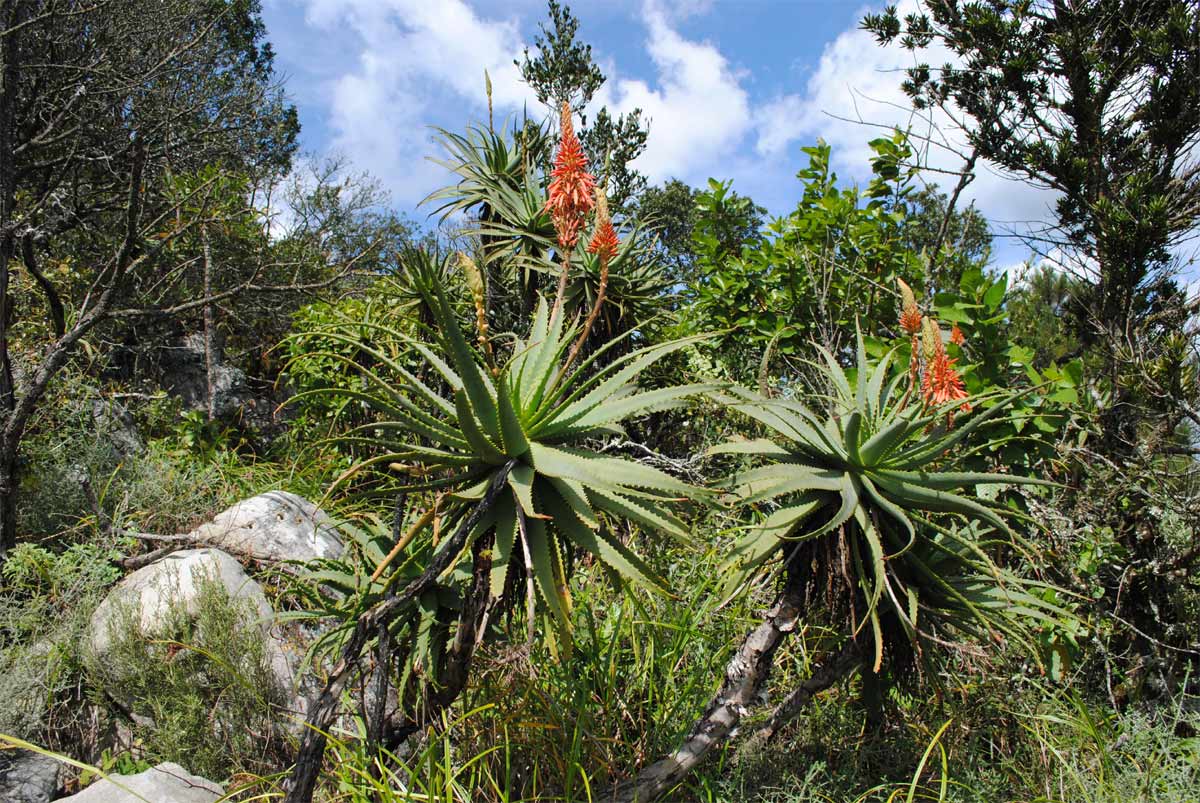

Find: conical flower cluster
896;279;972;423
587;187;619;262
546;101;596;252
897;277;922;336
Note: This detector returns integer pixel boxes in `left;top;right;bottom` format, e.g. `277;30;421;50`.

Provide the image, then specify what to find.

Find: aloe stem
562;252;609;376
549;248;572;326
284;460;516;803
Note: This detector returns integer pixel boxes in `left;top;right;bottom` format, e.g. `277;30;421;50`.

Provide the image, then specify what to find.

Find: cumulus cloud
589;0;752;182
750;0;1058;248
294;0;535;204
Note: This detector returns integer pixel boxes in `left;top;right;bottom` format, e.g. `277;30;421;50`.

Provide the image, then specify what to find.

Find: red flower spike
588;219;619;262
950;324;966;346
546;101;596;252
921;349;971;412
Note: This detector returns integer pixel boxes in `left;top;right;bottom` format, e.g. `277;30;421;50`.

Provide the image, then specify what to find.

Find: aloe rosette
713;337;1066;669
304;273;713;635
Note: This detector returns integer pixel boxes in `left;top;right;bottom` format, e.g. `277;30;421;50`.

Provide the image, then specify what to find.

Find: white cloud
295;0;536;204
590;0;752;182
749;0;1059;255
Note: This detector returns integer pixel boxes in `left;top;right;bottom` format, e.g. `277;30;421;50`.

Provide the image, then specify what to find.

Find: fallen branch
610;571;809;803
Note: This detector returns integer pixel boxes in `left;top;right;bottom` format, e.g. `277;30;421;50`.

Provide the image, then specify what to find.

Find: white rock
88;549;274;657
57;762;222;803
86;548;298;709
188;491;343;564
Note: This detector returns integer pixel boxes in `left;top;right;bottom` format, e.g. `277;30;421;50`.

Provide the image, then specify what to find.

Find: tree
517;0;603;114
635;179;702;281
904;184;992;294
681;136;919;379
0;0;368;559
863;0;1200;665
517;0;650;213
862;0;1200;455
1007;263;1082;369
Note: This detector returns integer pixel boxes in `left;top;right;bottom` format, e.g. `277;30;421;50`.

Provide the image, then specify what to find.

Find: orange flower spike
950;324;966;346
922;349;972;411
546;101;596;251
897;277;922;336
587;189;619;262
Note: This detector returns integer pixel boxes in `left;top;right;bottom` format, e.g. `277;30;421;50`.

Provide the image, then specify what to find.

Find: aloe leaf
857;415;917;466
816;345;854;403
705;438;794;458
543;491;669;595
587;488;690;541
489;496;517;598
866;348;896;418
859;473;916;553
497;379;530;457
879;468;1055;491
871;471;1013;536
454;390;507;465
539;334;712;429
523;515;571;633
429;283;501;440
854;327;869;411
719;496;819;583
547;476;599;529
528;442;702;497
796;472;860;540
844;410;864;464
508;463;538;518
546;384;719;435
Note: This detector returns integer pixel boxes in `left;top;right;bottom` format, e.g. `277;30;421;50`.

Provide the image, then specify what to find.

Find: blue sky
260;0;1059;270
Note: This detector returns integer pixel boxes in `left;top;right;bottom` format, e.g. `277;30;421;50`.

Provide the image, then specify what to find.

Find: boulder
161;332;249;419
188;491;343;564
0;748;60;803
57;762;222;802
91;398;143;457
86;549;298;708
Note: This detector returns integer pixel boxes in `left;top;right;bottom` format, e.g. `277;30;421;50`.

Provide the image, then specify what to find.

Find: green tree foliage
517;0;603;113
682;135;921;378
0;0;305;557
862;0;1200;454
635;178;704;282
1007;264;1083;370
517;1;649;212
903;184;992;292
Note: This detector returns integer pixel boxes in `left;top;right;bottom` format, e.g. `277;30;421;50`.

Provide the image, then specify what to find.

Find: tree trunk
0;2;23;560
201;224;217;421
610;571;853;803
0;444;18;561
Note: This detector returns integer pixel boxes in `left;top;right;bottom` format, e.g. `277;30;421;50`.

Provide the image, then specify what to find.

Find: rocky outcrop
57;762;223;802
85;548;299;716
0;748;60;803
187;491;343;564
161;332;249;419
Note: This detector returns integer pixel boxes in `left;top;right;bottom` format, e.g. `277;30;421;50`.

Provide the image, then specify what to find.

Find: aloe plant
714;337;1065;668
616;338;1069;803
310;270;712;635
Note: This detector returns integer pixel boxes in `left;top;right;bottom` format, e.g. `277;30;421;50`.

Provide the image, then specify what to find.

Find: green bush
86;573;288;780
